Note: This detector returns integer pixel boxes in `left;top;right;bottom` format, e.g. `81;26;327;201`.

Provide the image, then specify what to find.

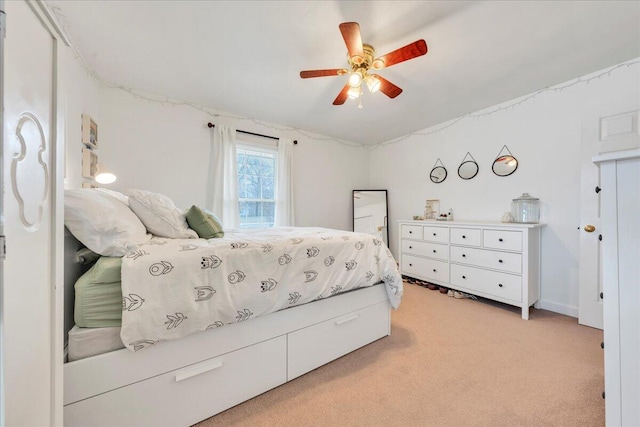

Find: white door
578;101;640;329
1;1;65;425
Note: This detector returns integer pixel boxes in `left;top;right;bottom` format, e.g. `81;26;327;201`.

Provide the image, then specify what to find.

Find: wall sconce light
95;164;117;184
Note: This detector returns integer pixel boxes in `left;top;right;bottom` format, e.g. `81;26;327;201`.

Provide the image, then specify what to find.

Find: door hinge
0;236;5;261
0;10;5;39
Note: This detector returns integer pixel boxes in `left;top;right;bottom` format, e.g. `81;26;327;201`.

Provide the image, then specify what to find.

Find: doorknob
584;225;596;232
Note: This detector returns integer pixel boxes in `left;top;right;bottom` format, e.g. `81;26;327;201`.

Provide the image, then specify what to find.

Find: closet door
1;1;65;425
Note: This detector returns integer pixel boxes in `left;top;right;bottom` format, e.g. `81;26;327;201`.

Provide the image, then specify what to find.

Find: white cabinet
398;221;543;319
594;149;640;427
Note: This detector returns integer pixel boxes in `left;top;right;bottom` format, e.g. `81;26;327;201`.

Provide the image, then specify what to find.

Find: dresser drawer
401;254;449;283
450;246;522;274
450;264;521;302
423;226;449;244
288;301;389;380
401;224;423;239
401;240;448;261
450;228;482;247
483;230;522;252
64;336;287;427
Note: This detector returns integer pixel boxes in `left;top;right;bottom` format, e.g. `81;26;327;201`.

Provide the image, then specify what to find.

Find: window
237;145;277;228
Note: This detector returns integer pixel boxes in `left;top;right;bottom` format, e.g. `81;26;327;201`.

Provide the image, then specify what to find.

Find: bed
62;188;402;426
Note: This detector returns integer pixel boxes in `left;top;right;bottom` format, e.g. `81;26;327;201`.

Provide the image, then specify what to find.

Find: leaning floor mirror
353;190;389;246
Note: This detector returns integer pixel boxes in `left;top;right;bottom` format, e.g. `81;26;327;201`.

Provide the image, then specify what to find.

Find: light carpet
195;282;604;426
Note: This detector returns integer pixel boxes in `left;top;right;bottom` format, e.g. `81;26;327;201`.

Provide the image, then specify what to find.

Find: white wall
61;49;102;189
91;88;370;232
370;62;640;316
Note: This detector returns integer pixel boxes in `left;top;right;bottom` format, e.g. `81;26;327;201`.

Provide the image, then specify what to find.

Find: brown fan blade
333;84;350;105
300;69;347;79
372;40;428;70
376;75;403;99
339;22;364;62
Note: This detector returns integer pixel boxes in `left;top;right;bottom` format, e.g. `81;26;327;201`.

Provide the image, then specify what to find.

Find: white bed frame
63;234;391;426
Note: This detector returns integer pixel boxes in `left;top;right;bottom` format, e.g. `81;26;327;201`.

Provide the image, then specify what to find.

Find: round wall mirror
492;155;518;176
458;160;479;180
430;166;447;183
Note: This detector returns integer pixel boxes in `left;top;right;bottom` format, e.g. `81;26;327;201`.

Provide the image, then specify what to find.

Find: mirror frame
492;155;518;177
430;166;447;183
458;160;479;180
352;190;389;246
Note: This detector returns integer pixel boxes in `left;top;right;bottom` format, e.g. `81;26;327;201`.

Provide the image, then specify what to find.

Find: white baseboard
539;299;578;318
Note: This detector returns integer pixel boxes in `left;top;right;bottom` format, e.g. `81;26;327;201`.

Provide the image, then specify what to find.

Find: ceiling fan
300;22;428;106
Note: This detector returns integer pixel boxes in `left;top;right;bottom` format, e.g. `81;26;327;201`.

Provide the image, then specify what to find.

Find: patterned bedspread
120;227;402;351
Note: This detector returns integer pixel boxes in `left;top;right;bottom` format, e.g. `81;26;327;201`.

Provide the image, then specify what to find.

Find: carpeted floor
195;282;605;426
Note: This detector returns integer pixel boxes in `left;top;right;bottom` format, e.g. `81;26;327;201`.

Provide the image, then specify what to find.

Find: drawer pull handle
462;275;466;279
432;250;436;253
175;359;223;382
433;233;437;236
409;246;413;249
433;269;437;272
601;342;604;349
462;235;466;239
409;231;413;234
409;263;413;267
462;254;466;258
498;283;503;288
499;238;504;242
498;259;503;263
335;314;359;326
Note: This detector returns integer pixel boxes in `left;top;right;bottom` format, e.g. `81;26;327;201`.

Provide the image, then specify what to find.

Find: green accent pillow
186;205;225;238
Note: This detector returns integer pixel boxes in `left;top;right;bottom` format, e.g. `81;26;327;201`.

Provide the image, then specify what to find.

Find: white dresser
398;220;543;319
594;149;640;427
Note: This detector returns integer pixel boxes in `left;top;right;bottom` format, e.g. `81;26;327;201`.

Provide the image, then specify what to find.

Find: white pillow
95;188;129;206
125;189;198;239
65;189;151;256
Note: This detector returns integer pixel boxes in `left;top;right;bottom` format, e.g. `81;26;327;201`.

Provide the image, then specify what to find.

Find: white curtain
274;138;295;226
207;125;240;229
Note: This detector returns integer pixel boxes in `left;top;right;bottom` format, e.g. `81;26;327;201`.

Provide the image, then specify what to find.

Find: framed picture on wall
82;113;98;148
82;148;98;179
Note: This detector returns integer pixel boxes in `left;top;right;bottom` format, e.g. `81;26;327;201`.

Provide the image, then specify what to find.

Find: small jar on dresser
398;220;544;319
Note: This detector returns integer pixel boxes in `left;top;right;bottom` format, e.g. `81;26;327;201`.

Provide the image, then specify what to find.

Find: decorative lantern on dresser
593;149;640;427
397;220;544;320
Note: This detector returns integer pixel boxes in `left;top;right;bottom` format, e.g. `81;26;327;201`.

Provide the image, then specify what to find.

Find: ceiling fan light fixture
347;86;361;99
347;71;362;88
365;75;381;93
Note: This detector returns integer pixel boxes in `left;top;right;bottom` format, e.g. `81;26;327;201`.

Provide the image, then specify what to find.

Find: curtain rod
207;123;297;145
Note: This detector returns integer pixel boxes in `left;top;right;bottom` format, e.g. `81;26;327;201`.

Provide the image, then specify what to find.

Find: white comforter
120;227;402;351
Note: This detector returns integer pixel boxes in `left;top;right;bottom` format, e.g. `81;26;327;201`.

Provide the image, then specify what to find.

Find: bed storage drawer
288;301;389;380
64;336;287;427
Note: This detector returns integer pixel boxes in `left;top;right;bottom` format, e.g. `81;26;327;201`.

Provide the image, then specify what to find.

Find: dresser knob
462;235;466;239
498;238;504;242
600;292;603;299
601;342;604;349
433;233;437;236
409;263;412;267
433;269;436;272
409;231;413;234
409;246;412;249
498;283;503;288
433;250;436;253
462;254;466;258
498;259;503;263
462;275;466;279
602;391;605;399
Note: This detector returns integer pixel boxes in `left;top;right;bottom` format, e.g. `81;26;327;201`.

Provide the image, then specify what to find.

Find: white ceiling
49;1;640;145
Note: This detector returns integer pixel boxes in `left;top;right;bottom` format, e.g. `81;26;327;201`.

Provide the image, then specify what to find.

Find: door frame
1;1;69;425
